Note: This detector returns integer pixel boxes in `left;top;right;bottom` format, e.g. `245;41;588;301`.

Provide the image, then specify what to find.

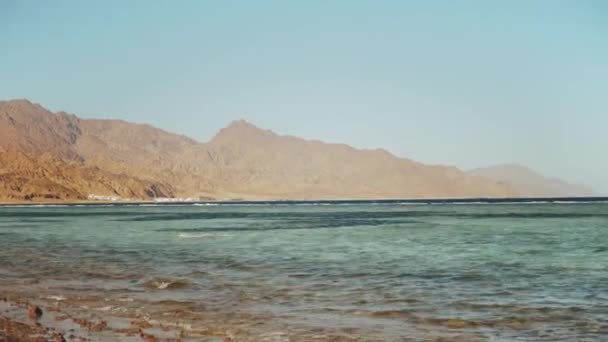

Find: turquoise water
1;203;607;340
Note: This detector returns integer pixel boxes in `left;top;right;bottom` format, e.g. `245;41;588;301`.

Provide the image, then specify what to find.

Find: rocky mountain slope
0;99;588;202
468;164;593;197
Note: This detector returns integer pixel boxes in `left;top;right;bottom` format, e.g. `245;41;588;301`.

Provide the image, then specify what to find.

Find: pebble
28;305;43;319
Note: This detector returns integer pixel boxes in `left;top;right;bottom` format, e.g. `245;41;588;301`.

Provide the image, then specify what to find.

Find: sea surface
1;202;607;341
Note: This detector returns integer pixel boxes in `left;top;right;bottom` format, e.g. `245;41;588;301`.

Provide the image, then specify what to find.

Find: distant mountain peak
224;118;265;131
469;164;594;197
2;98;35;105
1;98;43;112
224;119;262;131
211;119;277;145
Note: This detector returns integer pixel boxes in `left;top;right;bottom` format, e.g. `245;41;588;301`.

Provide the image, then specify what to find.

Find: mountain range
0;99;594;202
468;164;593;198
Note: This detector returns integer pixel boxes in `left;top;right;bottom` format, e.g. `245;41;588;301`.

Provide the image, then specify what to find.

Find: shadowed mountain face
0;99;586;202
468;164;593;197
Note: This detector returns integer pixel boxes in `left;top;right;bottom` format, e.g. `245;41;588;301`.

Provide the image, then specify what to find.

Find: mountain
0;100;174;201
203;120;514;199
468;164;594;197
2;98;583;202
0;150;171;201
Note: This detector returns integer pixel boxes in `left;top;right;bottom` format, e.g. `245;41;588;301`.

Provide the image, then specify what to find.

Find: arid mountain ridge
468;164;593;198
0;99;593;202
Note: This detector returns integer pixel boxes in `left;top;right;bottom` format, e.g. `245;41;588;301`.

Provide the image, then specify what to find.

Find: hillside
2;99;579;202
468;164;593;197
0;149;172;201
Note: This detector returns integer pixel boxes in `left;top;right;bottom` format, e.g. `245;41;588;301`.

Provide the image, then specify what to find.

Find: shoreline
0;289;376;342
1;196;607;207
0;292;236;342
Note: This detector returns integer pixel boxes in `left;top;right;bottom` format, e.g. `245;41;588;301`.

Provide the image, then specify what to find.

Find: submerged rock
140;331;159;342
131;320;153;329
28;305;43;320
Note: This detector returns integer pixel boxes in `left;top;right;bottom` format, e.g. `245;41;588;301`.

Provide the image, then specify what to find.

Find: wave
142;277;193;290
3;204;71;208
177;232;228;239
402;200;608;205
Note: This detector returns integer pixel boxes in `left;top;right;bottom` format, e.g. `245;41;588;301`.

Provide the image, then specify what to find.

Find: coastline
0;292;227;342
1;196;607;207
0;289;374;342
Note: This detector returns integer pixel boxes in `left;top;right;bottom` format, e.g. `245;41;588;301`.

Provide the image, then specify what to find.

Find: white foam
88;194;122;201
155;281;171;289
177;232;226;239
96;305;113;311
30;204;69;207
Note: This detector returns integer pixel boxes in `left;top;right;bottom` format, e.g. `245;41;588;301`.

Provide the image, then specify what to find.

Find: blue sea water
0;203;607;341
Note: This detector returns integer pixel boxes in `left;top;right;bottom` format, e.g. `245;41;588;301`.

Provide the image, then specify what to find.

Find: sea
1;200;607;341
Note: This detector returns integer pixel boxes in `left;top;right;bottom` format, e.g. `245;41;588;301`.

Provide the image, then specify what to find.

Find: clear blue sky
1;1;607;193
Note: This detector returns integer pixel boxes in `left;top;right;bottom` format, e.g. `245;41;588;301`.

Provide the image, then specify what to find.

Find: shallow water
1;203;607;340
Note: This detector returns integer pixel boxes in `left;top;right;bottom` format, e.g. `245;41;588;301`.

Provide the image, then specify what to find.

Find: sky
1;1;607;193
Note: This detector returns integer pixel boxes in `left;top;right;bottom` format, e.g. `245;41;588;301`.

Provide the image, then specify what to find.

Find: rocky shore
0;295;227;342
0;292;370;342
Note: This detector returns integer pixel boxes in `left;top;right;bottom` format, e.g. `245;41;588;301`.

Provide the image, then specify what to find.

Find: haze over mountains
0;99;593;202
469;164;594;198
